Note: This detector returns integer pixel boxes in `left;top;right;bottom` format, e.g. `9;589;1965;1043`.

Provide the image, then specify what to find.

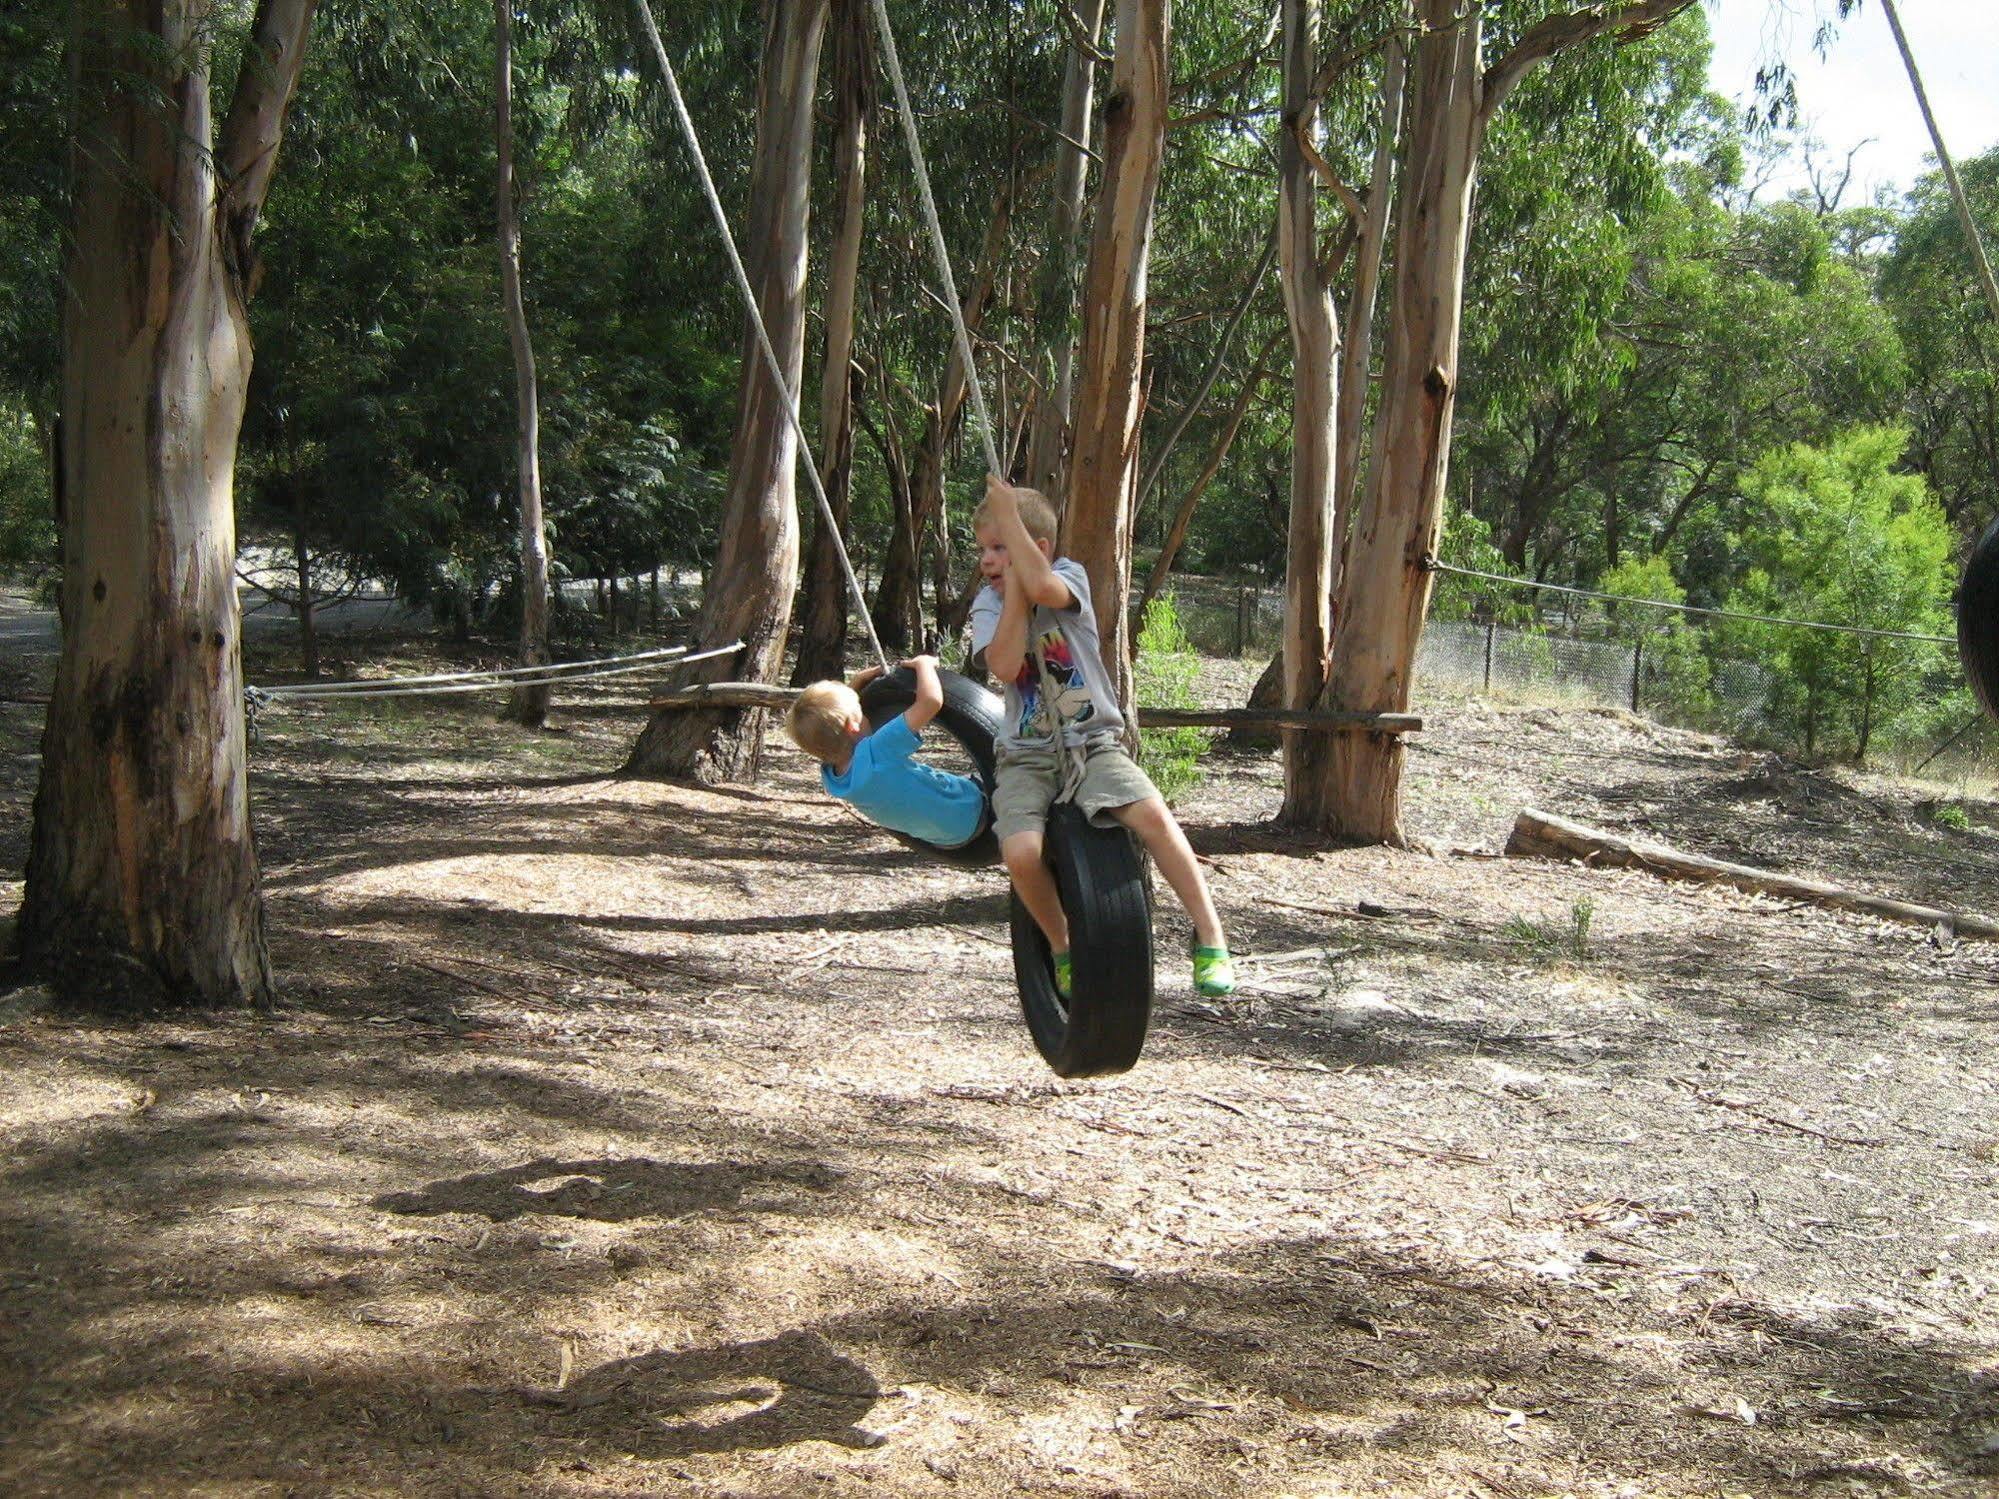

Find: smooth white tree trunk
1276;0;1342;822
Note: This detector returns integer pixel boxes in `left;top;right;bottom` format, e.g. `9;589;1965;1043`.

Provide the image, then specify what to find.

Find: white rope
865;0;1004;479
629;0;889;671
250;642;744;705
257;643;698;697
1429;559;1955;646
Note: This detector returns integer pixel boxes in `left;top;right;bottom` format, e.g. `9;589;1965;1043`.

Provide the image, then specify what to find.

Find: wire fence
1153;571;1990;787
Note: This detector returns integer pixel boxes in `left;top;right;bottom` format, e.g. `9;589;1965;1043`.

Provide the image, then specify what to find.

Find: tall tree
626;0;831;780
1297;0;1693;842
496;0;553;726
792;0;873;686
1064;0;1171;715
21;0;316;1007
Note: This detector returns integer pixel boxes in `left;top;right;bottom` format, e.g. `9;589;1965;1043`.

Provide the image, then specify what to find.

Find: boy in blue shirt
785;654;988;851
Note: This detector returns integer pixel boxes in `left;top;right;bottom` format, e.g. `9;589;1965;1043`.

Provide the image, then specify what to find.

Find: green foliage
1598;555;1713;720
1880;147;1999;537
0;404;53;578
1723;427;1954;761
1429;504;1536;625
1930;803;1971;833
1502;896;1595;963
1133;596;1209;805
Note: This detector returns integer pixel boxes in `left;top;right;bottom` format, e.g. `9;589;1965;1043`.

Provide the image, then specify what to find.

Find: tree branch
1053;0;1111;66
216;0;318;293
1479;0;1693;133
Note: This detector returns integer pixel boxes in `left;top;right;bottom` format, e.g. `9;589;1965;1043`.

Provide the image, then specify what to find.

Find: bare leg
1002;829;1070;952
1109;797;1226;948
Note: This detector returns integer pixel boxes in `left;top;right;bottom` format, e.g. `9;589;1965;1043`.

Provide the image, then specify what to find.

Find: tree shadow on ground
530;1331;883;1457
258;791;978;888
374;1157;842;1223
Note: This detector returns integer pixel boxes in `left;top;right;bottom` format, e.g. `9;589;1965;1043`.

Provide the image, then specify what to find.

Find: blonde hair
974;486;1060;547
786;680;861;762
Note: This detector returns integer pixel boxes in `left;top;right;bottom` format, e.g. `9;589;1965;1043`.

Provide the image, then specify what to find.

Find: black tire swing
1009;805;1154;1078
1959;518;1999;720
859;667;1155;1078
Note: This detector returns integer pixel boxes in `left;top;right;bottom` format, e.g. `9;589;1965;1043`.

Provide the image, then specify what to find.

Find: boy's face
975;522;1009;583
975;522;1052;583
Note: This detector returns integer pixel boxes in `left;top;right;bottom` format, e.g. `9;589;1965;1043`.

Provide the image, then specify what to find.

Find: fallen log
648;682;1419;734
1138;707;1421;734
649;682;801;711
1505;806;1999;942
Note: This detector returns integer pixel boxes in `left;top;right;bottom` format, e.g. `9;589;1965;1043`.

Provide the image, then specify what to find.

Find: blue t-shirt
822;713;986;848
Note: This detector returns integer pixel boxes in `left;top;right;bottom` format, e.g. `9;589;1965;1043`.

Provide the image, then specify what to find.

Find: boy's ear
1037;537;1056;560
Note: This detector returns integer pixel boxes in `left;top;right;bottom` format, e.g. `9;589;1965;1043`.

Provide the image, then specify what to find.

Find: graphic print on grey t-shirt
967;557;1127;749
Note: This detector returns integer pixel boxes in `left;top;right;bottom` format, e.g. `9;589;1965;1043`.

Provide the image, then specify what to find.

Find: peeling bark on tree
1334;30;1404;538
793;0;871;687
496;0;552;727
21;0;316;1009
1291;0;1691;842
1064;0;1170;715
625;0;830;782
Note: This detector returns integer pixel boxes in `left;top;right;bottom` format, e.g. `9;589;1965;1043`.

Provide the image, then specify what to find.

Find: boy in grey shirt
968;478;1234;999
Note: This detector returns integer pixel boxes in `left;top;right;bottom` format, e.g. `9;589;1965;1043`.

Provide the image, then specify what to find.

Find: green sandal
1192;943;1236;998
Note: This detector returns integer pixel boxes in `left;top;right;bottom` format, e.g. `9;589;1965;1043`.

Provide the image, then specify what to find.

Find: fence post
1483;619;1496;693
1631;639;1643;713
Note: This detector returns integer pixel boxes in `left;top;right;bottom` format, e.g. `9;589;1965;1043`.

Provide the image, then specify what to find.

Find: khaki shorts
991;739;1160;844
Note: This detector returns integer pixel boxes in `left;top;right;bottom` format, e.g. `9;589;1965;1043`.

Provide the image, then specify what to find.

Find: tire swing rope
629;0;887;675
868;0;1155;1076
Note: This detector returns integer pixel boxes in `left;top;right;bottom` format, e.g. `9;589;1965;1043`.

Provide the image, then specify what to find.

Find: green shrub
1930;803;1971;833
1502;896;1595;962
1134;595;1210;804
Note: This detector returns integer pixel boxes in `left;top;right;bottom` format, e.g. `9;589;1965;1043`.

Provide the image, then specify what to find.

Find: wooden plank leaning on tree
1505;807;1999;942
647;682;1420;733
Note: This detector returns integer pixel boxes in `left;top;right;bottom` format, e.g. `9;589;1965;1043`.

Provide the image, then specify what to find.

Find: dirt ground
1;627;1997;1498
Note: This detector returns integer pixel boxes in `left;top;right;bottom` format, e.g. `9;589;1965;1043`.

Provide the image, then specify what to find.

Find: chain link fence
1152;573;1991;788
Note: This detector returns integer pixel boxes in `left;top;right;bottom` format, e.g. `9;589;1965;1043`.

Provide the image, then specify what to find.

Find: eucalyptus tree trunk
1023;0;1108;495
627;0;830;780
1275;0;1342;824
1063;0;1169;716
496;0;552;726
793;0;871;687
1303;0;1691;841
21;0;315;1009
